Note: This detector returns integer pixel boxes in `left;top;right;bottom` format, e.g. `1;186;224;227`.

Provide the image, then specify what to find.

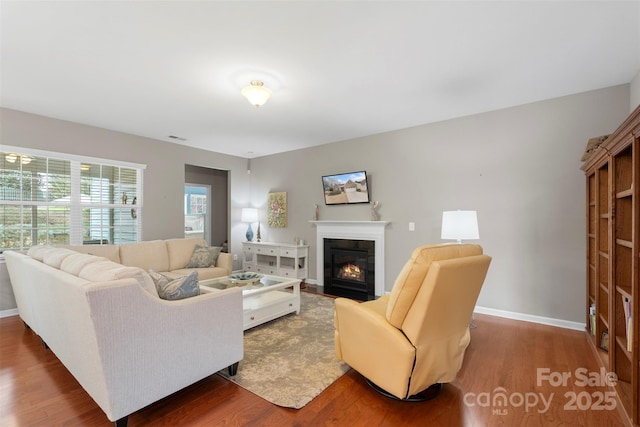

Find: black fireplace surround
323;238;375;301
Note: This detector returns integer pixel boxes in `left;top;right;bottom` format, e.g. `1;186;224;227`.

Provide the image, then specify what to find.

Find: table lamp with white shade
441;210;479;244
241;207;259;242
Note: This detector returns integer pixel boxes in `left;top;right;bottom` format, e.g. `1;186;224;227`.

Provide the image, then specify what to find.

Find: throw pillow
149;270;200;300
186;245;222;268
148;269;171;289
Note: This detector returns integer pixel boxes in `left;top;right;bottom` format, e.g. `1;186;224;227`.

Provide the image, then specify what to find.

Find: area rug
217;292;350;409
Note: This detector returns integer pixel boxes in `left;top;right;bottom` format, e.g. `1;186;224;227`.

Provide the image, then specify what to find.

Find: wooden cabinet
242;242;308;280
582;104;640;425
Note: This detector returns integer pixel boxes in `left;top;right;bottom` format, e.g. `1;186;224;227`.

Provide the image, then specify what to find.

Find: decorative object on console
241;80;272;107
370;200;380;220
322;170;370;205
241;207;259;241
441;210;479;244
267;192;287;227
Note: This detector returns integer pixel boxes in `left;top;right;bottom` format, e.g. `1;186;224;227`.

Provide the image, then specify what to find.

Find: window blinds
0;148;145;253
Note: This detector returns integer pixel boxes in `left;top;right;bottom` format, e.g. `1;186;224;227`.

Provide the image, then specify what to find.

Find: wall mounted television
322;171;370;205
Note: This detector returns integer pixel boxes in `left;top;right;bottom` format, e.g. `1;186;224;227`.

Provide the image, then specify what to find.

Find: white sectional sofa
4;238;242;427
61;237;233;280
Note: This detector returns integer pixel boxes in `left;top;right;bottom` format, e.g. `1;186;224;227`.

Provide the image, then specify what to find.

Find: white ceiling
2;1;639;159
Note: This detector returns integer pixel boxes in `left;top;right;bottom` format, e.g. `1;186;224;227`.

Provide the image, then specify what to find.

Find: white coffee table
199;273;301;330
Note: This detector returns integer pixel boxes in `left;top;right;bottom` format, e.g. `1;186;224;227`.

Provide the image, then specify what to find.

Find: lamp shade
241;207;259;223
441;210;479;243
241;80;272;107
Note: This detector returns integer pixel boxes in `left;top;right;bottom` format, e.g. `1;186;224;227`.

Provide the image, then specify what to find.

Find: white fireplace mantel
310;220;390;297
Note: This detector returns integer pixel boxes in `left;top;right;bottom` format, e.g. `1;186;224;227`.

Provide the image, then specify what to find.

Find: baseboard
474;305;585;331
0;308;18;319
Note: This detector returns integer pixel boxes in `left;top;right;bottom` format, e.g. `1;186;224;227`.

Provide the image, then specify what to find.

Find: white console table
242;241;309;280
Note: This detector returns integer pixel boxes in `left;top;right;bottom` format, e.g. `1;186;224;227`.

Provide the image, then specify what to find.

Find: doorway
184;165;229;249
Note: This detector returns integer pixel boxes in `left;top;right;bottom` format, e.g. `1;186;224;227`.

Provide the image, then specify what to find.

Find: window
0;147;145;253
184;184;210;243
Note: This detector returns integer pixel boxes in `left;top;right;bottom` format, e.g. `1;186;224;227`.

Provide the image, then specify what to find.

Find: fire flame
339;263;362;280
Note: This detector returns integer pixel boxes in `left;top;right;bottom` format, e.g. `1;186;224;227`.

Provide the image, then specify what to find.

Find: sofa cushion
60;253;108;276
79;260;159;297
58;244;121;263
42;248;78;269
186;245;222;268
119;240;169;272
27;245;55;261
165;238;206;271
149;270;200;300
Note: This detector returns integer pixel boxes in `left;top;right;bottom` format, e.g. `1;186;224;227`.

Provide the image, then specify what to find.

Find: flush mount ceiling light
241;80;272;107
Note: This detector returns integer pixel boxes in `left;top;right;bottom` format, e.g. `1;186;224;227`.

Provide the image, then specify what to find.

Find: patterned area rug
218;292;350;409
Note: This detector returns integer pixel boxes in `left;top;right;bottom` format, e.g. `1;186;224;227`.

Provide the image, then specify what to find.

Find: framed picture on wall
267;192;287;228
322;171;370;205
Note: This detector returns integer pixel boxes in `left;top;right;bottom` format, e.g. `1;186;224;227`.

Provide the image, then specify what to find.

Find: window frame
1;145;146;253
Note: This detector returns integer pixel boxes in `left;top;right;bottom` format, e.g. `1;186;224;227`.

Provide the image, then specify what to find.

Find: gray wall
0;84;634;322
249;84;631;323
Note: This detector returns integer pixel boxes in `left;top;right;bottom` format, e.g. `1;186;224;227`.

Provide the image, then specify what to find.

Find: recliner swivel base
365;378;443;402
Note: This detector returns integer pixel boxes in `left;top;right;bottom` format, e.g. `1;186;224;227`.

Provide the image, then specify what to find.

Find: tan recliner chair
334;243;491;400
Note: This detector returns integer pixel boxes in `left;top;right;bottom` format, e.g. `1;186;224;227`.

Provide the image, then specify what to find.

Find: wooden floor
0;301;630;426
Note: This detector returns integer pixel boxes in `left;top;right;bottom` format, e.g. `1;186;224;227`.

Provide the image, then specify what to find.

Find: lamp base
246;224;254;242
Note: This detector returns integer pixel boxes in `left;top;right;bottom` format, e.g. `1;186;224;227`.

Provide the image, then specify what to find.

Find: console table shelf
242;242;309;280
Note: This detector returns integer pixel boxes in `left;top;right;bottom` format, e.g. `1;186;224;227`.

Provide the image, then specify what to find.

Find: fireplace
312;220;389;297
324;239;375;300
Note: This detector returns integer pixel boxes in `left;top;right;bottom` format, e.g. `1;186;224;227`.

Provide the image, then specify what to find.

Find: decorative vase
370;201;380;221
246;224;254;242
